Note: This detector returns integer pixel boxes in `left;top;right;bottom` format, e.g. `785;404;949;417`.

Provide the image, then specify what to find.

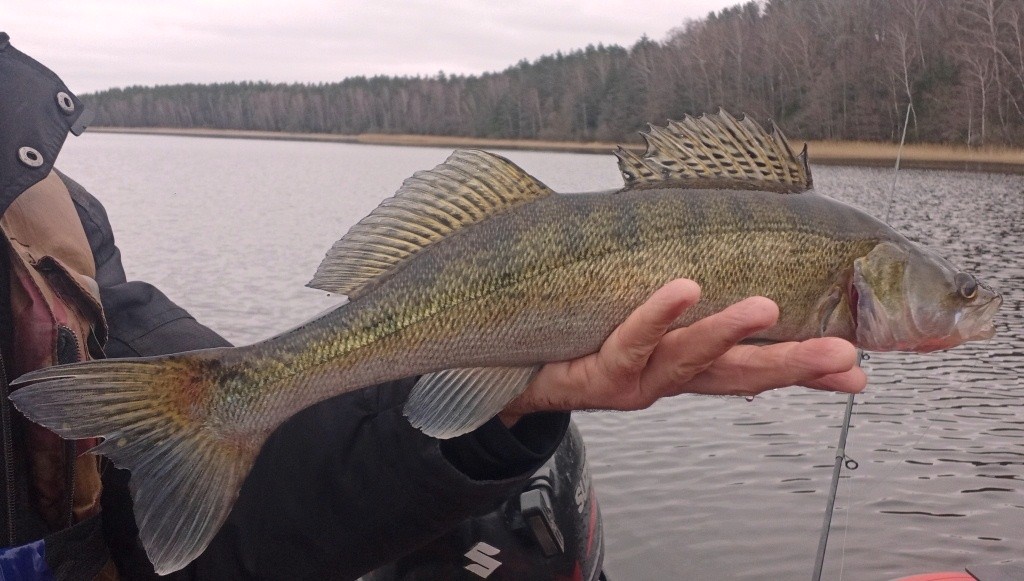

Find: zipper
0;350;16;545
63;439;75;528
0;247;13;545
56;325;81;528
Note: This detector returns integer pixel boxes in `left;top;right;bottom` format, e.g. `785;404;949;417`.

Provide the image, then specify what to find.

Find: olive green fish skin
209;186;892;432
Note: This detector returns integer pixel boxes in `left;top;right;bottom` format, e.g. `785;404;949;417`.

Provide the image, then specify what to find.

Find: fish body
8;112;1000;573
219;188;883;428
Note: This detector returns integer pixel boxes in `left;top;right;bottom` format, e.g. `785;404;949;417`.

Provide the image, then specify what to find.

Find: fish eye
954;272;978;300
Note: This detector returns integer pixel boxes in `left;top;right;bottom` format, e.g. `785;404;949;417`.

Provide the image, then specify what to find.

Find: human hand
498;279;867;426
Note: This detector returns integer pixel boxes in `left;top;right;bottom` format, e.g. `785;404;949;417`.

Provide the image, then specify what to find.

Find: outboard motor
363;420;607;580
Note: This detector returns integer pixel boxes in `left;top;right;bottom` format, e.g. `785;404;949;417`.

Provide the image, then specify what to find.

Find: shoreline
87;126;1024;174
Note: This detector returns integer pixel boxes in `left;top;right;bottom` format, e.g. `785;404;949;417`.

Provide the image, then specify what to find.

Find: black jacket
2;32;568;580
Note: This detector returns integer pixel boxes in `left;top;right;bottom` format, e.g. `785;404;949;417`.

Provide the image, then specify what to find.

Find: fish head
851;241;1001;352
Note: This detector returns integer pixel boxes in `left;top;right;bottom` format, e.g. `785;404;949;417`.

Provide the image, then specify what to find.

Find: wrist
497;409;523;428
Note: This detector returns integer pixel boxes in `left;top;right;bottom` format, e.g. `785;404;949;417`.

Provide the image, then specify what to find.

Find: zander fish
10;111;1000;573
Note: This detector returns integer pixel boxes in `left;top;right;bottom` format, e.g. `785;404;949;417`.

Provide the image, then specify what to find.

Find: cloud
2;0;736;92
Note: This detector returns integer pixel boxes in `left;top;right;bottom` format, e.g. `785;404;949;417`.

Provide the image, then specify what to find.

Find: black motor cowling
363;420;606;581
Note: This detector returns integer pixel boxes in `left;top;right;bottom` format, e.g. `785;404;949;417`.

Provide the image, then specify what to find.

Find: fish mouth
912;293;1002;352
960;293;1002;342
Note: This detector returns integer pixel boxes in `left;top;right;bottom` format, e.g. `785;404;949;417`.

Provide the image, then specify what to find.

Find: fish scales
7;111;1000;574
207;188;888;435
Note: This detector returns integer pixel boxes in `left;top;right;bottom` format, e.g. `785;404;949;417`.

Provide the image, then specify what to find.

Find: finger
640;296;779;393
596;279;701;376
801;365;867;393
515;279;703;414
681;337;862;396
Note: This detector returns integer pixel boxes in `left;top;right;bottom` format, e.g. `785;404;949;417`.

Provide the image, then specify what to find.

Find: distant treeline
85;0;1024;145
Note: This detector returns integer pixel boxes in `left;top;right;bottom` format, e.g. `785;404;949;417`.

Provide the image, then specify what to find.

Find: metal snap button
57;91;76;114
18;146;44;168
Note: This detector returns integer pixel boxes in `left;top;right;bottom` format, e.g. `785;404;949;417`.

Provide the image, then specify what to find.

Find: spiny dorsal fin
615;109;812;193
308;150;553;298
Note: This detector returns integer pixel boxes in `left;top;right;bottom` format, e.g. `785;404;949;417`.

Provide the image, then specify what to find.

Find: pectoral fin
818;285;844;336
403;366;541;439
817;282;857;340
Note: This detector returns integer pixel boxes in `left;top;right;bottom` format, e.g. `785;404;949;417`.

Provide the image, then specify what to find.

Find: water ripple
55;136;1024;581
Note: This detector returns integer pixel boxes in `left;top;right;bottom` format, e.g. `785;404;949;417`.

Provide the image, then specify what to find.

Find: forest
84;0;1024;146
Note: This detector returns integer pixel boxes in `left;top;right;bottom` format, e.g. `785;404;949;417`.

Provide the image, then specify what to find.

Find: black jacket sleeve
193;381;568;580
64;173;569;580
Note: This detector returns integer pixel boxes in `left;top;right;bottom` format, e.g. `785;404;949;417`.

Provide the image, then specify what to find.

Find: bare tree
890;24;919;136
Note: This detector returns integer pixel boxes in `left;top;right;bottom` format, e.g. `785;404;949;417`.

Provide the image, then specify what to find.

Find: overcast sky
3;0;740;94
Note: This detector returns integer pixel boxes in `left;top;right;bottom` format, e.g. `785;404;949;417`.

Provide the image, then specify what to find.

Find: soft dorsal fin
615;109;812;193
308;150;553;298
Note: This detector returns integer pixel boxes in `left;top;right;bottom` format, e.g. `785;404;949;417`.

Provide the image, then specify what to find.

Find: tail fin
9;352;261;575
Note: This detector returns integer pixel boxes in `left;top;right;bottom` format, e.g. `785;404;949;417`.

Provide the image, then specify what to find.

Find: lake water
57;133;1023;580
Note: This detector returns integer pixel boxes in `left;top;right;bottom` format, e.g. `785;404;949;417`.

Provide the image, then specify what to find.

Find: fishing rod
810;367;860;581
811;103;913;581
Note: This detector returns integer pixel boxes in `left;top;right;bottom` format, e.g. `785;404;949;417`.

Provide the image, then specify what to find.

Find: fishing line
812;102;913;581
885;103;914;222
